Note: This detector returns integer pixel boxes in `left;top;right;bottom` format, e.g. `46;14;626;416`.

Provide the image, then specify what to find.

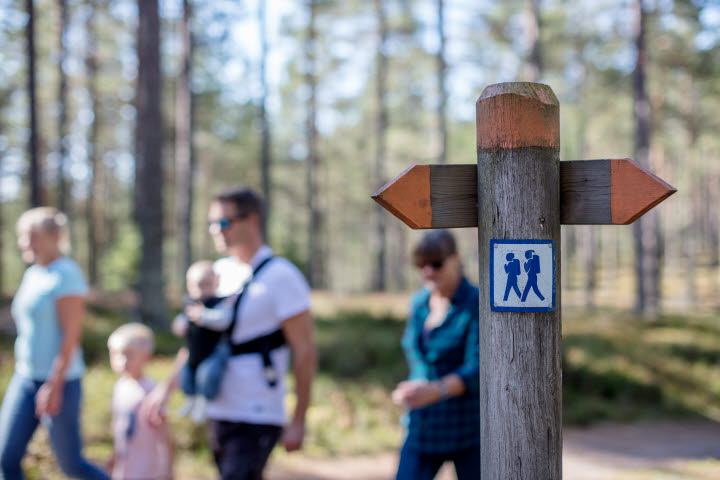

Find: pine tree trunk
56;0;69;213
632;0;661;320
525;0;543;82
258;0;272;238
683;76;699;307
175;0;194;285
85;0;100;286
26;0;42;207
134;0;166;327
0;92;7;294
436;0;447;164
709;173;720;268
583;226;597;309
306;0;324;289
371;0;388;292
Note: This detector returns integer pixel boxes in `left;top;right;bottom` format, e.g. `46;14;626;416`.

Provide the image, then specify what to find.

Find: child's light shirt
111;376;172;480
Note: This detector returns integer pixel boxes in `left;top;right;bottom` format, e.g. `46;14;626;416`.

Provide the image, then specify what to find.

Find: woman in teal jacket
393;230;480;480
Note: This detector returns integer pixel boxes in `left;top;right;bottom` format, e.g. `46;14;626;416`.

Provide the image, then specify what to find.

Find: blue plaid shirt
401;277;480;454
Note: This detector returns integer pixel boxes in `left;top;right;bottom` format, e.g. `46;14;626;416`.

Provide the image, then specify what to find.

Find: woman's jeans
0;374;109;480
396;440;480;480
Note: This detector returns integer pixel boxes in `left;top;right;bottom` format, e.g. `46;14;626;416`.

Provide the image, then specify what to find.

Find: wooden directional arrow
371;158;676;229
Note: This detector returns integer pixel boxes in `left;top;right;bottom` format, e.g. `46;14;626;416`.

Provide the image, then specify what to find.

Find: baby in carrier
172;260;233;422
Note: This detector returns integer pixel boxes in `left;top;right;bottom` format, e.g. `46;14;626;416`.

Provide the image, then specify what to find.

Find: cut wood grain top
476;82;560;150
371;159;676;229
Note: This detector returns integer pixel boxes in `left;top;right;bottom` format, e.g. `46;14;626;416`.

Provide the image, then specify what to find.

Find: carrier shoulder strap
226;256;275;336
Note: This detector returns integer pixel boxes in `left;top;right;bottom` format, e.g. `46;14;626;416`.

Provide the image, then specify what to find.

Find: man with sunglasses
143;186;316;480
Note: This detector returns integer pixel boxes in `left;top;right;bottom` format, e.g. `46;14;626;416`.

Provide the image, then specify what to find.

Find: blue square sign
490;239;556;312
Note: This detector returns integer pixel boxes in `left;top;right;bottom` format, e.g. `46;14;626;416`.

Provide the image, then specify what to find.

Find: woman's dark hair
214;186;266;229
413;229;457;266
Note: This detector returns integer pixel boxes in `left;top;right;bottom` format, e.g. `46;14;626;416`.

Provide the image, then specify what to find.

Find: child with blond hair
172;260;234;422
107;323;173;480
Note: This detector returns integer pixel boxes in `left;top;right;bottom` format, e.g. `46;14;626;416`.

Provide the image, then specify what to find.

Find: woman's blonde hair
16;207;71;254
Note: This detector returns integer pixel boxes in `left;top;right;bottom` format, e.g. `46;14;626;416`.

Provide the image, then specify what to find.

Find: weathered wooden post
477;83;561;478
372;81;676;480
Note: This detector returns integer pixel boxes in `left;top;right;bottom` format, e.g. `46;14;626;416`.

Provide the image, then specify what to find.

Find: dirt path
268;421;720;480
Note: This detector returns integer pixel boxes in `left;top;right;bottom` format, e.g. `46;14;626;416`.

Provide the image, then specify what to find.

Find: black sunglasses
415;258;446;270
208;213;248;230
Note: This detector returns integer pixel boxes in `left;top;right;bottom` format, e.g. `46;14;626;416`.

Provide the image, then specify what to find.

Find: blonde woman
0;207;108;480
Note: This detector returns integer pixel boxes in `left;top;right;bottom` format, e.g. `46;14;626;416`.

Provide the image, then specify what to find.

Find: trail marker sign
371;82;676;480
490;239;555;312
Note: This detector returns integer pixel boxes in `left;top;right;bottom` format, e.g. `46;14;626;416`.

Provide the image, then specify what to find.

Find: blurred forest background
0;0;718;323
2;0;720;477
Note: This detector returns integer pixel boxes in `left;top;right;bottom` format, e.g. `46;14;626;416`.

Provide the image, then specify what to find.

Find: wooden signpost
372;82;676;479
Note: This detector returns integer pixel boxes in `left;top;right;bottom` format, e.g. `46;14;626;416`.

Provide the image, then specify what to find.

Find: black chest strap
226;256;286;387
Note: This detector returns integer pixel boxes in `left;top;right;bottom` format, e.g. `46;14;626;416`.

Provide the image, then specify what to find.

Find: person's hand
184;303;205;325
36;380;64;417
392;380;442;410
139;383;170;428
171;315;189;337
281;420;305;452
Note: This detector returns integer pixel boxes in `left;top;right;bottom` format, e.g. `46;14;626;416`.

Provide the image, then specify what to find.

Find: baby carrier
226;256;285;388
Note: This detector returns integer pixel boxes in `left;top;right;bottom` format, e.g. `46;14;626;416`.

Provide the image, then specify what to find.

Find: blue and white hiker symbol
503;250;545;302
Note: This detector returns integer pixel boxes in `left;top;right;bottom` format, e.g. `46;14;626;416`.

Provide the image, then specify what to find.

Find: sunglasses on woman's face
416;258;446;270
207;214;248;231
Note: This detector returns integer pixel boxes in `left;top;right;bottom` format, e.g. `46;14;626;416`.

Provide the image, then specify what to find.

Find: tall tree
175;0;195;282
0;90;9;294
134;0;166;326
436;0;447;164
632;0;661;319
26;0;42;207
85;0;101;286
56;0;69;213
258;0;271;236
371;0;388;291
305;0;324;288
525;0;543;82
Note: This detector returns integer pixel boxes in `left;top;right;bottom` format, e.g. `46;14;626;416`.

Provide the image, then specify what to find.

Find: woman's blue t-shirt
11;256;87;381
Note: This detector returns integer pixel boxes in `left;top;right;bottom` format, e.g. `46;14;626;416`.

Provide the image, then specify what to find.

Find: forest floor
267;421;720;480
3;294;720;479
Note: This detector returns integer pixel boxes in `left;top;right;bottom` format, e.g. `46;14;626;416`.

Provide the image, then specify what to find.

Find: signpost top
476;82;559;150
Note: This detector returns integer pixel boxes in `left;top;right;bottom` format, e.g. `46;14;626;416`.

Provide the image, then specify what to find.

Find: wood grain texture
429;164;477;228
476;82;560;150
373;160;676;228
560;160;611;224
371;165;431;229
478;84;562;479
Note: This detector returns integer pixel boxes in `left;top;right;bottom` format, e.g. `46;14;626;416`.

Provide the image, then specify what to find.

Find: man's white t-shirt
214;256;252;297
206;246;311;426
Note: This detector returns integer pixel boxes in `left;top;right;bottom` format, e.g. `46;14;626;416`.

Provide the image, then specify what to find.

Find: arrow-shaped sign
372;158;676;229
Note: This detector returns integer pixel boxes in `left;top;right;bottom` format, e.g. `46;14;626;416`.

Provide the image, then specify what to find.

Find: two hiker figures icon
503;250;545;302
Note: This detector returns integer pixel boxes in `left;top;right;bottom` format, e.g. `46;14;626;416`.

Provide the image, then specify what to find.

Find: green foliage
562;308;720;425
98;223;140;292
315;310;407;387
